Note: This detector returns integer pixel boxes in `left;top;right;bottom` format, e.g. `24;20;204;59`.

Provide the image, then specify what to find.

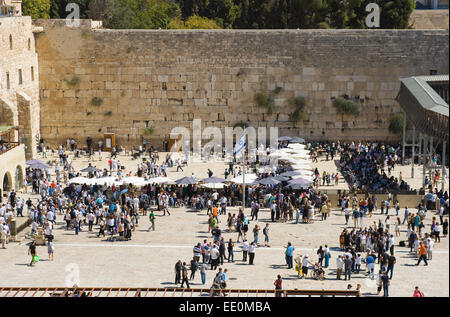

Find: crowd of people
0;137;448;297
338;142;412;193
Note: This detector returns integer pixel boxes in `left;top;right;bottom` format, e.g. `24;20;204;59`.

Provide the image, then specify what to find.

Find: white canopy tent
229;174;258;184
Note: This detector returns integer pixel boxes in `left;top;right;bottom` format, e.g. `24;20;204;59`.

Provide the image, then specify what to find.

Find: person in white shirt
336;255;344;280
355;254;362;273
302;255;312;278
0;223;7;249
47;210;55;224
242;240;249;262
426;238;434;260
210;245;220;270
433;223;442;243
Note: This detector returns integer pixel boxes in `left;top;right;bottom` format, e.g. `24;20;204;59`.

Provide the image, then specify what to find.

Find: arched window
9;34;12;50
28;38;31;50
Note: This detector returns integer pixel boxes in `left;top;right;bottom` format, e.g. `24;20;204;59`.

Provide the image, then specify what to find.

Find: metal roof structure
396;75;449;141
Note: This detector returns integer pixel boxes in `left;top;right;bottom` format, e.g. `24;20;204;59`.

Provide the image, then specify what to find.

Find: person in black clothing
317;246;325;266
380;251;389;272
211;226;221;242
344;256;352;280
28;241;37;266
252;202;259;221
219;238;226;264
190;258;198;280
174;260;182;284
377;240;384;264
385;253;396;279
180;263;190;288
227;239;234;262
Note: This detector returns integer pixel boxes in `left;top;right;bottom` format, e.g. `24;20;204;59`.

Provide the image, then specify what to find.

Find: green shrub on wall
144;127;155;135
389;113;404;135
287;96;308;122
104;111;113;116
64;76;80;86
332;97;360;117
91;97;103;107
254;92;275;115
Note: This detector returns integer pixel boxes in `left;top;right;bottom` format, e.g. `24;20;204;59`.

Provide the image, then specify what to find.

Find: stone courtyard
0;151;448;297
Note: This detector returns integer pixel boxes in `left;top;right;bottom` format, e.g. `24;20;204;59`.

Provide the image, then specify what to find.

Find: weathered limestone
29;20;448;149
0;16;40;158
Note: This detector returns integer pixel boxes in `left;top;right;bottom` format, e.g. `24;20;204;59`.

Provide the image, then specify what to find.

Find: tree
90;0;181;29
179;0;240;28
22;0;51;19
169;15;221;29
379;0;415;29
50;0;91;19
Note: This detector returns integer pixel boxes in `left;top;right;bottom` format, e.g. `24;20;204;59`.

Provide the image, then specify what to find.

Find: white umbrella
201;183;225;189
229;174;258;184
67;177;92;185
122;177;149;187
95;177;123;186
291;171;314;177
290;152;310;159
147;176;173;184
287;144;306;150
268;152;282;158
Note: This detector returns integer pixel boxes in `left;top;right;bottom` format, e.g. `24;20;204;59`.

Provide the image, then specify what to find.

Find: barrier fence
0;287;361;298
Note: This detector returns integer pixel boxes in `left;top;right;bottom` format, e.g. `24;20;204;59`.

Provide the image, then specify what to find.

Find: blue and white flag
234;132;247;156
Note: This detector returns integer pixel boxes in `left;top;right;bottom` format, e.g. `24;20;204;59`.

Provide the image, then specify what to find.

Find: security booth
103;133;115;151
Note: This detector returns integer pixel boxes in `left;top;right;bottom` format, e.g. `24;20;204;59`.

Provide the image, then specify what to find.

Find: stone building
0;0;22;17
0;16;41;159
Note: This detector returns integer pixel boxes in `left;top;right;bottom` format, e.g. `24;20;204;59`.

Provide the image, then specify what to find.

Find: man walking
416;242;428;266
380;271;390;297
242;239;249;262
180;263;190;288
344;255;352;280
336;255;344;280
385;252;396;279
248;242;256;265
285;242;295;269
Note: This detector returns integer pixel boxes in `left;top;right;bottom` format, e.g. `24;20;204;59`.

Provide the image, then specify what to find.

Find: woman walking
47;235;54;261
324;245;330;268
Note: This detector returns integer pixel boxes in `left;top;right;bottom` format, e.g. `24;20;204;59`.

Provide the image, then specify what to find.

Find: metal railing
0;287;361;297
0;142;19;156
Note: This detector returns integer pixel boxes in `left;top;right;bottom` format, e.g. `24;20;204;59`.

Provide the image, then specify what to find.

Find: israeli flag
234;132;247;156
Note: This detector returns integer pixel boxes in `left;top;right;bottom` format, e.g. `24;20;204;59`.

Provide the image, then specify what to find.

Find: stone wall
34;20;449;150
0;144;26;197
410;9;449;29
0;16;40;158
